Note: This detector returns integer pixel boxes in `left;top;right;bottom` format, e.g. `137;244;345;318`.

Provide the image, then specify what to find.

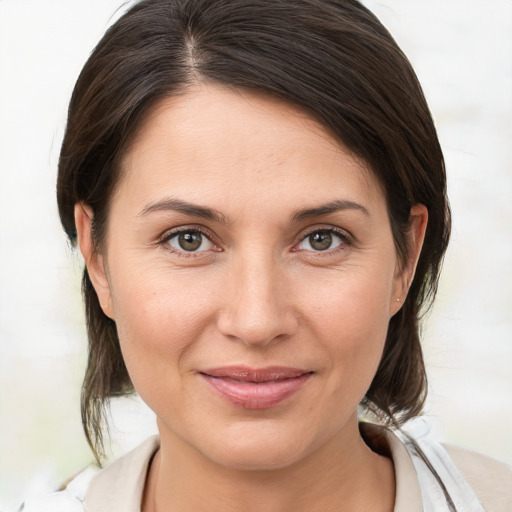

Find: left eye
167;230;214;252
297;230;344;252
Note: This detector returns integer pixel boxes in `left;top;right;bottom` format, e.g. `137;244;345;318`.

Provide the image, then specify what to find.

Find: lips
199;366;313;409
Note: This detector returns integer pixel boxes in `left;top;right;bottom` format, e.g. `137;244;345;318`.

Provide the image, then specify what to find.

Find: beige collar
384;428;423;511
84;436;159;512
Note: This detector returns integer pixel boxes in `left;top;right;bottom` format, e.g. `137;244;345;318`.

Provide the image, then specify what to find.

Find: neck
143;416;395;512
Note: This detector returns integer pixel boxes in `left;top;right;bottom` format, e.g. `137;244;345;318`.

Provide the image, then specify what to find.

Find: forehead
116;84;383;213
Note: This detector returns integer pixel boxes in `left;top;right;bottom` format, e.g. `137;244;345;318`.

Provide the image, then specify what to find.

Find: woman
21;0;512;511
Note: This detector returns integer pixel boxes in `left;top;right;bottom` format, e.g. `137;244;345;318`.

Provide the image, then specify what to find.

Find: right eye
166;229;214;253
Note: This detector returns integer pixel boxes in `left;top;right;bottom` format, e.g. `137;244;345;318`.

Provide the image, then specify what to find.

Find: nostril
217;311;299;347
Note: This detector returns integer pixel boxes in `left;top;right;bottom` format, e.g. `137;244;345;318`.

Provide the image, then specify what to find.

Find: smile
199;366;313;409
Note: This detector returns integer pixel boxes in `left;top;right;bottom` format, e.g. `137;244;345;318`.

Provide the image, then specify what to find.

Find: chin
197;422;321;471
209;445;306;472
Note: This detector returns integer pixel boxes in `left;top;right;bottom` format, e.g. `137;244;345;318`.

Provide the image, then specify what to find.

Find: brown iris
178;231;203;251
308;231;333;251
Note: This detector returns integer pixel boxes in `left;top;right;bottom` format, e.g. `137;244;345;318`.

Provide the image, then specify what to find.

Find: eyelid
157;225;222;253
292;225;353;252
156;224;352;255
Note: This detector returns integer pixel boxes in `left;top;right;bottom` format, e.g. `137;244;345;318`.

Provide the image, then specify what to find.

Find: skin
75;83;427;512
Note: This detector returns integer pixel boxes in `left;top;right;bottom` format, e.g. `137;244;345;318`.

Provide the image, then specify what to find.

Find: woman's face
79;84;424;470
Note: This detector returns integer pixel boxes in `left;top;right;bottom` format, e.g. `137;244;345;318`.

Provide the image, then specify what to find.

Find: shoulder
445;444;512;512
18;467;97;512
370;419;512;512
19;436;159;512
19;437;159;512
19;493;84;512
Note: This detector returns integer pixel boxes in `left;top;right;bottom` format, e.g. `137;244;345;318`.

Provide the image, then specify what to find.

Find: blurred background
0;0;511;509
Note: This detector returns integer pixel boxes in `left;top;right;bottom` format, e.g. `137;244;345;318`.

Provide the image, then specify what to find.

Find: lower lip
200;373;312;409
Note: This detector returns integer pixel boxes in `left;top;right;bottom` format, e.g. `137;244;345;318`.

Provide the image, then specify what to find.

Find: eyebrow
138;197;369;224
290;200;369;222
138;197;228;224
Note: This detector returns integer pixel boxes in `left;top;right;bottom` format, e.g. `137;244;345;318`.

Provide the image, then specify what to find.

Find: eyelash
157;226;352;257
293;227;353;254
158;226;220;257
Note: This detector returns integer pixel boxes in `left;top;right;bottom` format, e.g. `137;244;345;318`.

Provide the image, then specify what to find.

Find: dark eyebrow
291;200;370;222
138;197;228;224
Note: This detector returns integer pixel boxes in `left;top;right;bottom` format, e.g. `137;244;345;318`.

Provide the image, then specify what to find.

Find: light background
0;0;511;509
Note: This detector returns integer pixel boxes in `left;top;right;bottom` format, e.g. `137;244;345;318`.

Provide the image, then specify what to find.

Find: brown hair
57;0;450;461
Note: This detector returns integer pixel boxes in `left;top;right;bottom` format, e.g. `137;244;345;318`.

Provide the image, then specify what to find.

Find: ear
391;204;428;315
74;203;115;320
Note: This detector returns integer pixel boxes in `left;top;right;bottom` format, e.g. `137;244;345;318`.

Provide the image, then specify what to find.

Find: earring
396;297;401;302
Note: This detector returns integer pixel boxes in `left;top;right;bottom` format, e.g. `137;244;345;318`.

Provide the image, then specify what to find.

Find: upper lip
200;366;312;383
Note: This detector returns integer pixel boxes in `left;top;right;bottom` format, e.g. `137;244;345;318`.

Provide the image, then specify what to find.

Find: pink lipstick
199;366;312;409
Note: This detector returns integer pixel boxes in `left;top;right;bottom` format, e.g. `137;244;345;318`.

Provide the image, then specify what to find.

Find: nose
216;252;299;347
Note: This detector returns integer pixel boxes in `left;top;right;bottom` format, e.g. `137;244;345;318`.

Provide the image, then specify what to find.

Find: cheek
107;263;219;392
297;267;393;381
299;262;393;334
